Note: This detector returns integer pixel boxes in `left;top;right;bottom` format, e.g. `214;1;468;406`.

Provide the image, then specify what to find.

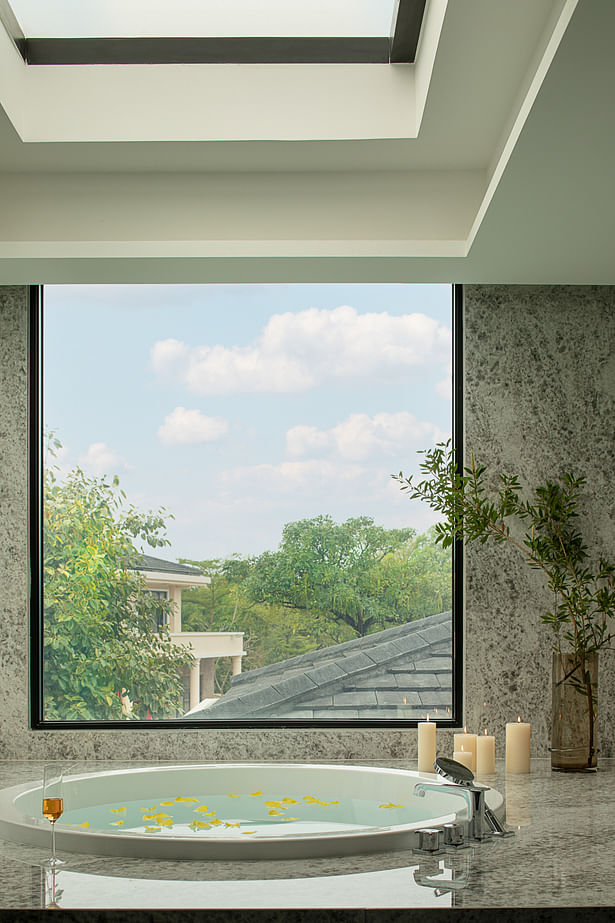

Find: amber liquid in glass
42;797;63;823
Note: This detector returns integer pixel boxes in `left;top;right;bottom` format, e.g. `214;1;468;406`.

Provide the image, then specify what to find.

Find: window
31;283;462;728
3;0;425;64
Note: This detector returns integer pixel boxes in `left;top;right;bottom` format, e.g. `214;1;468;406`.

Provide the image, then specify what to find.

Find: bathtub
0;763;503;860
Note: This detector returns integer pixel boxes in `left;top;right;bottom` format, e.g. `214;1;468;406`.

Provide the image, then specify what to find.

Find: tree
243;515;420;637
43;445;193;720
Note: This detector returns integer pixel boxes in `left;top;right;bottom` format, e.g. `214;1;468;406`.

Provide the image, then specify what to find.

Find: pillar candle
453;748;473;770
453;729;477;772
476;729;496;776
417;716;437;772
505;717;531;773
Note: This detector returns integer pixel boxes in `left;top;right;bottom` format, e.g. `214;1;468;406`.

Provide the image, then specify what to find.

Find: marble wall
1;284;614;760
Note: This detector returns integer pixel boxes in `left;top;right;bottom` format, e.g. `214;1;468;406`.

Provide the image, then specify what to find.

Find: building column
189;659;201;711
231;655;242;676
201;658;216;699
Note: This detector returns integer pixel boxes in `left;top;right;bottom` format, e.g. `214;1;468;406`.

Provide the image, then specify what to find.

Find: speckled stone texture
0;759;613;916
464;285;615;757
1;285;615;762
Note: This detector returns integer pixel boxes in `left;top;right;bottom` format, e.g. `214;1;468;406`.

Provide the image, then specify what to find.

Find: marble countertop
0;758;612;913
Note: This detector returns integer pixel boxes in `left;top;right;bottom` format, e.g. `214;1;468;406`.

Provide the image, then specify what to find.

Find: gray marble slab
0;758;611;913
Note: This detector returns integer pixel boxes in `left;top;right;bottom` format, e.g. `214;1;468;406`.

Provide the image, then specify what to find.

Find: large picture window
32;283;462;727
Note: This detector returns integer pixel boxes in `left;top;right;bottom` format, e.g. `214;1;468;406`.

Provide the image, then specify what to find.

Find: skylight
8;0;397;39
1;0;426;65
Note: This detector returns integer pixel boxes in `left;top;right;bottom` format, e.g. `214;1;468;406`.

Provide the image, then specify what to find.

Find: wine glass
41;765;65;868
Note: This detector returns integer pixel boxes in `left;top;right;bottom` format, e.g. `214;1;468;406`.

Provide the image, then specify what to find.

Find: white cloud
157;406;229;446
78;442;131;475
219;459;367;496
150;305;451;395
286;412;446;462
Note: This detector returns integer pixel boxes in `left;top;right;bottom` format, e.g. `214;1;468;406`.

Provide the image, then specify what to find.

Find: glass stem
51;821;56;863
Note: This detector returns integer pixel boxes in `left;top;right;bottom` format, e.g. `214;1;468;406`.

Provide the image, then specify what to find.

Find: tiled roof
190;610;452;720
130;554;204;577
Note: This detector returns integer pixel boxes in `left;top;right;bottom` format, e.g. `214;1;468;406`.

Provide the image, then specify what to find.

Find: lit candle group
416;712;531;775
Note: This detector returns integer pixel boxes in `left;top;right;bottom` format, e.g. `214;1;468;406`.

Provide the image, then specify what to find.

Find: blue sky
44;284;452;561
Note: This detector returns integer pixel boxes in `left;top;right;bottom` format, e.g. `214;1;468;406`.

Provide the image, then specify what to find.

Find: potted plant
393;441;615;771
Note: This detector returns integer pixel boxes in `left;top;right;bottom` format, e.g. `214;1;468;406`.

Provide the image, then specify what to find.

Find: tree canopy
43;447;192;720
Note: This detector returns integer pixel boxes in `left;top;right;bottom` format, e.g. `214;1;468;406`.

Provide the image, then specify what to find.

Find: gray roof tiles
191;610;453;720
131;554;204;577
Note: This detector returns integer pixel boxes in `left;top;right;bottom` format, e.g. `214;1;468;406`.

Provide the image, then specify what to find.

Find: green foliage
44;444;193;720
181;518;451;684
393;440;615;660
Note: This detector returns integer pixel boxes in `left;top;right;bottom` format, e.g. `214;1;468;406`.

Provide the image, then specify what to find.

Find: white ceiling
0;0;612;283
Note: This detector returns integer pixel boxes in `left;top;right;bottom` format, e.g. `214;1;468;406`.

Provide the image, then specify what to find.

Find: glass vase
551;651;598;772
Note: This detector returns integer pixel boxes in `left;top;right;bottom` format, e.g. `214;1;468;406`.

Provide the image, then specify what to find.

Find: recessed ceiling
0;0;612;283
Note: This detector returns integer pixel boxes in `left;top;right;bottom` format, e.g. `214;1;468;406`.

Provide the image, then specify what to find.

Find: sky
44;283;452;562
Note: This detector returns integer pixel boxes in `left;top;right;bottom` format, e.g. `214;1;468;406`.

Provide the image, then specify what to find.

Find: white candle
453;747;473;770
453;728;477;772
505;717;531;773
476;729;496;776
417;715;437;772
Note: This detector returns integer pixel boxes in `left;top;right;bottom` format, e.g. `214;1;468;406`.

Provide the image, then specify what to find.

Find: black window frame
2;0;426;65
29;282;464;730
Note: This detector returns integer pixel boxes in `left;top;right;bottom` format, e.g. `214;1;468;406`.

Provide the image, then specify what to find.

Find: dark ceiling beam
390;0;427;63
24;36;391;66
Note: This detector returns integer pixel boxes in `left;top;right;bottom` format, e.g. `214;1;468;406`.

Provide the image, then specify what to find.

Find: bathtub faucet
414;779;504;840
418;755;513;840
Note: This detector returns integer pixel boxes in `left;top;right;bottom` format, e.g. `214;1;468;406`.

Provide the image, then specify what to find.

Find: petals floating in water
110;820;124;827
250;792;262;797
264;800;282;808
159;801;175;806
142;805;157;812
281;798;298;804
227;794;240;798
302;796;318;803
145;826;161;832
378;802;403;809
225;822;241;828
189;820;211;830
67;821;90;828
109;807;126;814
175;796;199;803
241;831;256;835
268;809;283;816
194;805;210;813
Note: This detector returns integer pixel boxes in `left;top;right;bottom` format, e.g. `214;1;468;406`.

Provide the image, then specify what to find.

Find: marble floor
0;759;612;913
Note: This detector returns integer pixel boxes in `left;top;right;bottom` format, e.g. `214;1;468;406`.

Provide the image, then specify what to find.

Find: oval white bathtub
0;763;503;860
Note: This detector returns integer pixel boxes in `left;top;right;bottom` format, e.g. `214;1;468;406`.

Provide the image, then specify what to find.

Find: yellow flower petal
145;826;161;832
250;791;262;797
268;809;283;816
110;820;124;827
281;798;298;804
241;831;256;835
329;801;340;805
225;822;240;828
303;796;317;803
227;793;240;798
142;814;156;820
209;818;222;826
194;805;210;813
378;802;402;809
109;807;126;813
175;796;199;803
158;819;173;827
189;821;211;830
159;801;175;806
142;805;157;812
153;814;172;821
67;821;90;828
264;800;282;807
